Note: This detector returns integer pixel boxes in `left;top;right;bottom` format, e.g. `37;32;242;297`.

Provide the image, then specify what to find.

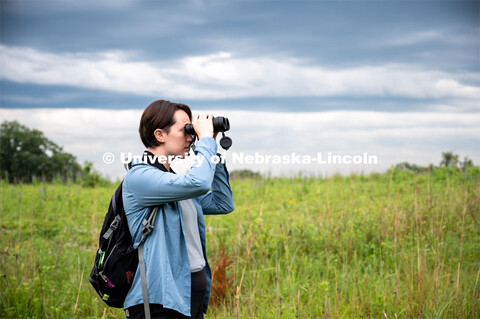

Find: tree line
394;152;476;174
0;121;109;186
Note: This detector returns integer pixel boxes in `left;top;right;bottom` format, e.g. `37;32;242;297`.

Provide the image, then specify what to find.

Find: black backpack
89;181;158;308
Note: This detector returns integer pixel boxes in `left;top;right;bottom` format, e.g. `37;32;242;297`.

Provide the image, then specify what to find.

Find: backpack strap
140;206;159;243
138;205;160;319
138;244;150;319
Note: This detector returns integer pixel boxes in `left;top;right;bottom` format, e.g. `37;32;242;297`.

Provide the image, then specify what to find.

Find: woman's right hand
192;113;214;140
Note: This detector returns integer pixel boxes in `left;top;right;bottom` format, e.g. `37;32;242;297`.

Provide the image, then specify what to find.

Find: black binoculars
184;116;232;150
184;116;230;135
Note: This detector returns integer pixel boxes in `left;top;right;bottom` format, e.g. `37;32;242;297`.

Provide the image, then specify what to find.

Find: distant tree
440;151;460;168
81;161;110;187
0;121;81;183
461;156;474;173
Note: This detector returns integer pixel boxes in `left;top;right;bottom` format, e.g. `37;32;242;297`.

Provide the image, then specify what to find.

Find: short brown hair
139;100;192;148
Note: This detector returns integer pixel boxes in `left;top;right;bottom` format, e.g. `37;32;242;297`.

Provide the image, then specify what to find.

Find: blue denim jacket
122;137;234;316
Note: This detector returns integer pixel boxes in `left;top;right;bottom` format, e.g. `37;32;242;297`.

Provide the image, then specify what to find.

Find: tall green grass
1;168;479;318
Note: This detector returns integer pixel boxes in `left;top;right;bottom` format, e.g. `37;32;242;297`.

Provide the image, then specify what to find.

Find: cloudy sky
1;1;479;179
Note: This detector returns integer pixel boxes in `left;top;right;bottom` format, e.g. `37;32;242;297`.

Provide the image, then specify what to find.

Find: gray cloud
2;1;477;71
2;45;479;102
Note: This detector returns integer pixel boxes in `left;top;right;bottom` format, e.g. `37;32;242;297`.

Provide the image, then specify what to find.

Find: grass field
1;167;479;318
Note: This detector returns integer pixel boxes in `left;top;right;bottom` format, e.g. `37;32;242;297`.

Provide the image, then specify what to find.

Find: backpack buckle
102;215;121;240
110;215;121;231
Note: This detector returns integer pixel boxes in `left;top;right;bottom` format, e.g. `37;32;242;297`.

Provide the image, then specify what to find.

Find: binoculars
184;116;230;135
184;116;232;150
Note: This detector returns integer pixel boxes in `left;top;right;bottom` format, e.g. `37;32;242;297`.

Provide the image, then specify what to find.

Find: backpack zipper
98;244;118;288
101;243;118;270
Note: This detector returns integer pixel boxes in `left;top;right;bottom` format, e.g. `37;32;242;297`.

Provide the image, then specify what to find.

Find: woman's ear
154;128;166;143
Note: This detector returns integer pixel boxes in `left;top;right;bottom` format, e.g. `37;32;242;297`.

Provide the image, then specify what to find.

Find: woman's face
162;110;193;157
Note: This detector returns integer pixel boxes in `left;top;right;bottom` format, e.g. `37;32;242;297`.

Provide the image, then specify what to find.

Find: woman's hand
192;113;214;140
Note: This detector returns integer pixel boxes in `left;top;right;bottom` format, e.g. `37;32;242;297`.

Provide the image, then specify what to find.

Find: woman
122;100;234;318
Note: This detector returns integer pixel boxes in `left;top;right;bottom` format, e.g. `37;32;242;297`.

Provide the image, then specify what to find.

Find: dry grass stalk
210;246;235;307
